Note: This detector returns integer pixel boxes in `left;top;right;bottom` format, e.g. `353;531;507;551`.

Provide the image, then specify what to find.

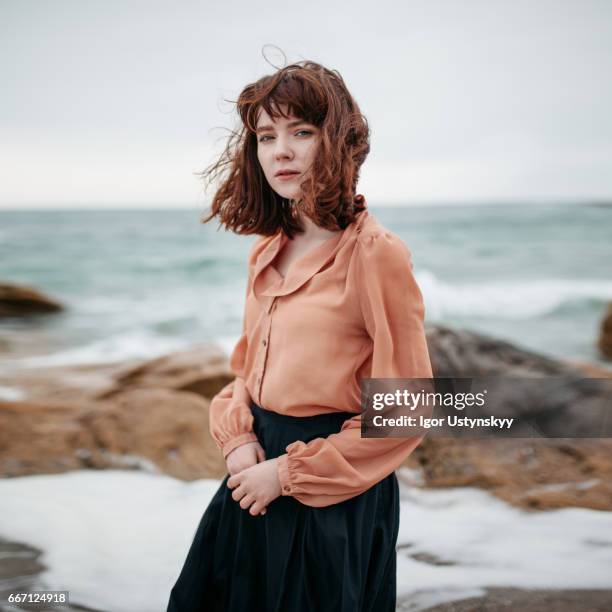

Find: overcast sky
1;0;611;209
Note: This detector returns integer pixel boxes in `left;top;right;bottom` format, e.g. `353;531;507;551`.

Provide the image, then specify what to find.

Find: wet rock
597;302;612;360
425;324;585;377
0;281;64;317
96;343;233;399
405;437;612;511
0;387;226;481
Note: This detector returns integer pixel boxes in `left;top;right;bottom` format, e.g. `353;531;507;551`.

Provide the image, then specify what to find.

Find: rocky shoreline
1;325;611;512
0;537;102;612
2;324;612;611
400;587;612;611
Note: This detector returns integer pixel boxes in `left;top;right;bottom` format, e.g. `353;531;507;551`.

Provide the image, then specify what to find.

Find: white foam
417;272;612;320
0;331;190;369
1;469;611;612
395;472;612;608
0;385;26;401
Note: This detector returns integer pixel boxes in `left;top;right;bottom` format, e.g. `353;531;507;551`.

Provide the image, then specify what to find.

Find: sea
1;203;611;375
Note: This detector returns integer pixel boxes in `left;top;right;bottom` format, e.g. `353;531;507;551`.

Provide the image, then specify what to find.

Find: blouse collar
252;200;370;303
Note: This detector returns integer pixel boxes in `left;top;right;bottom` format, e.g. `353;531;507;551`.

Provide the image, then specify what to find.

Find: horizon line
1;199;611;212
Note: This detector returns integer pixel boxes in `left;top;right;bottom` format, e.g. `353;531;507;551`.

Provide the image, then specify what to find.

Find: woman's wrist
222;432;259;459
276;453;292;495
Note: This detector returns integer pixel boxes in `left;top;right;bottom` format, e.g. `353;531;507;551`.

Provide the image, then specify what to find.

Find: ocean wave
417;271;612;320
0;331;190;369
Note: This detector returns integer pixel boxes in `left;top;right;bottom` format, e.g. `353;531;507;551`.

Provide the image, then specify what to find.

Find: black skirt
166;402;400;612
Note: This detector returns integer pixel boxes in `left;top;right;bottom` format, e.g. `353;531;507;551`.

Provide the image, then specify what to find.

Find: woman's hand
227;458;282;517
225;441;268;515
225;440;266;476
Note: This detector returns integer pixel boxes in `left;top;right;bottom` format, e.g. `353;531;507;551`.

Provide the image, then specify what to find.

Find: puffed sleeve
275;230;433;507
208;243;259;459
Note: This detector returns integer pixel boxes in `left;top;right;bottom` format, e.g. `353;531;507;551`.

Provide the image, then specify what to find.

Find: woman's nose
274;135;293;160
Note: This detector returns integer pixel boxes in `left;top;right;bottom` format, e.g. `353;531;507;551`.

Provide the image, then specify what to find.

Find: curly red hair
200;60;370;238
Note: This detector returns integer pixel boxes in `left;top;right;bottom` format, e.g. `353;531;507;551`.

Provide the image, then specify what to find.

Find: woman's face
255;105;320;201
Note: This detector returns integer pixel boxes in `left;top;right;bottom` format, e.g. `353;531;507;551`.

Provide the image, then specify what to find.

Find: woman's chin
274;187;301;201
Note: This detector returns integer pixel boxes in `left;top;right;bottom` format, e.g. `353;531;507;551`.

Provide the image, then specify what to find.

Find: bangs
243;70;328;133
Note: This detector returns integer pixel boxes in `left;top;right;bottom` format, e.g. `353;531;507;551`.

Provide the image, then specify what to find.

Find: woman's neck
293;208;341;243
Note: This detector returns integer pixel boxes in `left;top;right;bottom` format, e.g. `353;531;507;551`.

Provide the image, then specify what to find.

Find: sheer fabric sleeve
276;231;433;507
208;244;259;459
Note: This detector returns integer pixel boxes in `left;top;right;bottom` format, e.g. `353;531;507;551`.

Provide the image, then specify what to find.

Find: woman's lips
276;172;300;181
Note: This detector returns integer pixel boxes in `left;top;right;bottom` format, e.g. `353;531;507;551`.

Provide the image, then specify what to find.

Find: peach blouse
208;200;433;507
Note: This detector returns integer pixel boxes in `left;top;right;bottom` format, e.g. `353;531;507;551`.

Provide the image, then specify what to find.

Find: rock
0;388;226;481
0;360;144;405
81;387;227;480
97;343;233;400
403;437;612;511
393;325;612;510
0;281;64;317
0;536;107;611
424;324;611;437
566;359;612;378
425;324;584;377
0;400;89;477
0;345;235;481
401;587;612;611
597;302;612;360
0;344;232;405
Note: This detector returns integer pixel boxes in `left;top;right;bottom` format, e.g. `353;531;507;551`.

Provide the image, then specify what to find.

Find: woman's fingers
249;501;267;516
230;484;246;502
239;494;255;510
227;466;268;515
232;486;267;515
234;490;267;516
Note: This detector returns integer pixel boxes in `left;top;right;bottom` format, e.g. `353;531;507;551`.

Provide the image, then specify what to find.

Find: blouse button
283;485;290;492
262;339;267;346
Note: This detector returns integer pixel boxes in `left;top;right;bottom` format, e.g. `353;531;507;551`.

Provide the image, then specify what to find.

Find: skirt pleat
167;402;400;612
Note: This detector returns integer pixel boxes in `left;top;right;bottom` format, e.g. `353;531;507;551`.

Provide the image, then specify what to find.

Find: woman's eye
258;129;312;143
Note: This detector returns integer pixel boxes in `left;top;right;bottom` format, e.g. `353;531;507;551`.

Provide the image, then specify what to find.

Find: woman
167;60;432;611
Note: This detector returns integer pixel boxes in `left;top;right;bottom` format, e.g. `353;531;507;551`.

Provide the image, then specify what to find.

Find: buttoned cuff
221;432;259;459
276;453;293;496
